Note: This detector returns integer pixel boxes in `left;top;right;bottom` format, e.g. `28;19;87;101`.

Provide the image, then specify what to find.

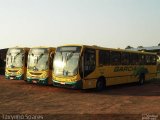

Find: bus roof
30;46;55;49
57;44;157;55
8;47;30;50
29;46;56;52
30;46;56;50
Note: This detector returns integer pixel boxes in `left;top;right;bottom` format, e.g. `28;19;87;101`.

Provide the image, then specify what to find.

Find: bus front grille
8;70;18;72
29;72;42;76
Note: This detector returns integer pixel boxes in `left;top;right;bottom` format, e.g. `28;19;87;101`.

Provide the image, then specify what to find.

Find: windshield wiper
66;52;74;61
13;52;21;62
37;53;44;62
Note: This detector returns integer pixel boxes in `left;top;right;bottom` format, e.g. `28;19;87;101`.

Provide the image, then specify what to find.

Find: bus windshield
27;48;49;71
53;46;81;76
6;48;24;68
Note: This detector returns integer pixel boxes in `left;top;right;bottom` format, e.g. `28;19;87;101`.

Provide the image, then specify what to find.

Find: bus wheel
138;74;145;85
96;78;105;91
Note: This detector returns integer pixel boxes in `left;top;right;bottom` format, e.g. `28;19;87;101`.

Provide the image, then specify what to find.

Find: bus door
82;48;96;88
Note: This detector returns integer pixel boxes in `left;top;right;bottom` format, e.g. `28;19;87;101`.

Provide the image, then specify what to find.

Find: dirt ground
0;75;160;120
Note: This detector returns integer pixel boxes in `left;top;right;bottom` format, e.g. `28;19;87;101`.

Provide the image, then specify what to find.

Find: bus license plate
33;80;37;84
10;77;14;80
60;82;65;85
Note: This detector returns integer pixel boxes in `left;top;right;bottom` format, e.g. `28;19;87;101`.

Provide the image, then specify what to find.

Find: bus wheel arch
96;76;106;91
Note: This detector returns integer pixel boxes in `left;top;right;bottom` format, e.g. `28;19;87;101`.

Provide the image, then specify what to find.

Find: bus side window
84;49;96;77
138;54;145;65
151;55;156;65
99;50;110;66
121;52;130;65
130;53;138;65
110;51;121;65
146;55;151;65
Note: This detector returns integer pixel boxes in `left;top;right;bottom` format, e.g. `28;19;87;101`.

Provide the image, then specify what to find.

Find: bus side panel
48;69;53;85
105;66;133;86
82;64;157;89
106;76;131;86
24;67;27;80
145;65;157;81
82;79;97;89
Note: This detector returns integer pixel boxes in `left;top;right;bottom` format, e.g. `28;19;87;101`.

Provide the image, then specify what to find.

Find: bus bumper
5;75;23;80
52;80;82;89
26;78;48;85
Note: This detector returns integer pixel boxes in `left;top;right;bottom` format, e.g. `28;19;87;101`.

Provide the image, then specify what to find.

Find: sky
0;0;160;49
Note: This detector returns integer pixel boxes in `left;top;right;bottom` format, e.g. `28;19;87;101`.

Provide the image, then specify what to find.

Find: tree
158;43;160;46
137;46;143;48
125;45;133;49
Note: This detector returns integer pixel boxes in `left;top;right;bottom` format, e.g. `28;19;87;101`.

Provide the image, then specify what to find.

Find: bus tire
96;78;106;91
138;74;145;85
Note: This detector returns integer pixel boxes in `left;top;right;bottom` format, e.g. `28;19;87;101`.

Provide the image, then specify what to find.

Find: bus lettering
114;66;136;72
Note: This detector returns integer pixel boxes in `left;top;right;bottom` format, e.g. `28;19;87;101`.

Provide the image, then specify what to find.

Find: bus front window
6;48;24;68
53;46;81;76
27;48;49;71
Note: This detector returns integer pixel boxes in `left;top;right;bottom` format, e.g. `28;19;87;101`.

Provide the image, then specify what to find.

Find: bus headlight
17;70;22;75
41;72;47;79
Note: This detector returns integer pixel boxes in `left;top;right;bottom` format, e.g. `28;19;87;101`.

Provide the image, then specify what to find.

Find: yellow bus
5;47;29;80
26;47;55;85
0;48;8;75
52;45;157;90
